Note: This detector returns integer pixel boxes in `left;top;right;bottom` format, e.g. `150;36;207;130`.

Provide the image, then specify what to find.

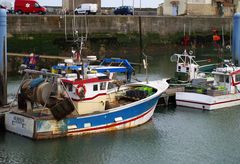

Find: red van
14;0;46;15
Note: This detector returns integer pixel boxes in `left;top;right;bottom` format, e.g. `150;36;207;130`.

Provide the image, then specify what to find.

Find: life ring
76;84;86;99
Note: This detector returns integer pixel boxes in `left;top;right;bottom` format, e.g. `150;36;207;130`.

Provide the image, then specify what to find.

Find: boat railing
185;86;228;96
24;69;63;77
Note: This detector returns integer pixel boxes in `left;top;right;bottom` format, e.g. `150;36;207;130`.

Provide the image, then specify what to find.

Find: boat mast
64;2;88;79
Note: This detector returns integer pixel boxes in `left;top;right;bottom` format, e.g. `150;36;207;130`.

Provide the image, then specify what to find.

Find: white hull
176;92;240;110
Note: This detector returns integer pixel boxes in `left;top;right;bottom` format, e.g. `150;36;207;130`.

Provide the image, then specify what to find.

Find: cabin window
219;76;224;82
178;66;181;71
69;84;73;92
186;67;189;72
108;82;118;89
93;84;98;91
100;82;106;90
226;77;229;83
236;75;240;82
65;83;73;92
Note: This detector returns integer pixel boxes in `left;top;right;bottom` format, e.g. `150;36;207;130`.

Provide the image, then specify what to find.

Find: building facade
62;0;101;12
235;0;240;12
162;0;234;16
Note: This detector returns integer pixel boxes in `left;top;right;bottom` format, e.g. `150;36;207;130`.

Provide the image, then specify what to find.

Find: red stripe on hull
67;106;155;134
177;105;210;110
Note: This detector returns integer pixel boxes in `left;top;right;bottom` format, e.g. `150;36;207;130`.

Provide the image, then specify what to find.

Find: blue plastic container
232;13;240;65
0;9;7;105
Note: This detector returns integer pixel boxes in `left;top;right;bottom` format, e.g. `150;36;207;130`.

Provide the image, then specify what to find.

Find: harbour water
1;47;239;164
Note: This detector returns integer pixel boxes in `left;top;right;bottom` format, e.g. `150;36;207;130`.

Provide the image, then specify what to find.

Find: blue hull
34;96;160;139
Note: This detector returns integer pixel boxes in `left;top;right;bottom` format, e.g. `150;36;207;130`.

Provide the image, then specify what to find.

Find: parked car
14;0;46;15
114;6;133;15
74;3;97;15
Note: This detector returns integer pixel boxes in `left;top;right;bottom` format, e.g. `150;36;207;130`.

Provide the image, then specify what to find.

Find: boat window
178;66;181;71
219;76;224;82
186;67;189;72
236;74;240;82
93;84;98;91
65;83;73;92
225;76;229;83
108;82;116;89
69;84;73;92
100;82;106;90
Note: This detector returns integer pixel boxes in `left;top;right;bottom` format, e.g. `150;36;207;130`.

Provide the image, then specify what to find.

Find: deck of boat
158;86;185;106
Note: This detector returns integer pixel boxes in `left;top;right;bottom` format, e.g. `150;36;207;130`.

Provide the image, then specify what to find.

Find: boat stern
5;112;35;138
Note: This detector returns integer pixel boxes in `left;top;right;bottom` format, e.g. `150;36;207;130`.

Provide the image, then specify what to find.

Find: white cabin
212;66;240;94
173;51;199;81
62;73;110;115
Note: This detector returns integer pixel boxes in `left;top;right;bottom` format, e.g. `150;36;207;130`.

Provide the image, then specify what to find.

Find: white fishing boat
176;60;240;110
168;50;213;85
5;64;168;139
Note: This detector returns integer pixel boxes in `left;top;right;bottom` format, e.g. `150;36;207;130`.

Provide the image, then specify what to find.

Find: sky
36;0;164;8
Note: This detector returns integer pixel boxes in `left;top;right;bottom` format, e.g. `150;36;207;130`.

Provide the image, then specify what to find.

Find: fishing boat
168;50;213;85
176;60;240;110
5;65;168;139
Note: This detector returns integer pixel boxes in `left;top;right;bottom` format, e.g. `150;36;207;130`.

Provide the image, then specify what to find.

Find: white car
74;3;97;15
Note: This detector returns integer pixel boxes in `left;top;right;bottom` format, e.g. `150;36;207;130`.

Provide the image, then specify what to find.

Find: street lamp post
133;0;135;15
140;0;141;10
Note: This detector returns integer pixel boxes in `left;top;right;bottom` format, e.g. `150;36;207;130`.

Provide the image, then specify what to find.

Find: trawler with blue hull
5;60;168;139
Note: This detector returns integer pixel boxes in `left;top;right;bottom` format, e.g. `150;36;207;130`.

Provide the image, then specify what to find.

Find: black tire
17;10;23;14
38;11;43;15
75;11;78;15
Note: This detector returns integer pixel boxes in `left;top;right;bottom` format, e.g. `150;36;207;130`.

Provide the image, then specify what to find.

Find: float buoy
76;84;86;99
